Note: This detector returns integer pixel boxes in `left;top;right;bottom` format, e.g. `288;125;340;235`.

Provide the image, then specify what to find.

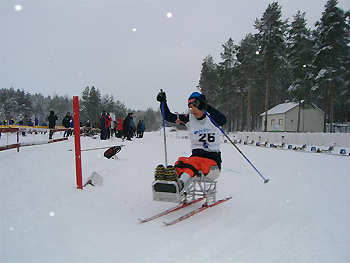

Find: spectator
62;112;72;137
21;115;29;136
137;120;142;138
117;117;123;138
100;111;111;140
110;113;116;137
140;120;146;138
34;116;39;126
48;111;58;139
123;113;134;141
106;113;112;139
28;118;34;126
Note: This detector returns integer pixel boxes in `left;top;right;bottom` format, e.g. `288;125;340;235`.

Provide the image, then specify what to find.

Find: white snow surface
1;132;349;263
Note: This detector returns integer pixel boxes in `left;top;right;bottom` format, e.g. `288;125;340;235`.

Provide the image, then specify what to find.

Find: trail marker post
73;96;83;189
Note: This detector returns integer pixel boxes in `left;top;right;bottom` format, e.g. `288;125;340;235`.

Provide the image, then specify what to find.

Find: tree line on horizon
197;0;349;133
0;86;160;131
1;0;348;133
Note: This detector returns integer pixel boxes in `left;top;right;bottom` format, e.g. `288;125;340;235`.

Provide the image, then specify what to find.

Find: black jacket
161;102;226;127
48;112;58;128
62;115;72;128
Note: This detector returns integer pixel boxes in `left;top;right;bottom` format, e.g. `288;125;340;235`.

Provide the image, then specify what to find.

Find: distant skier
154;90;227;192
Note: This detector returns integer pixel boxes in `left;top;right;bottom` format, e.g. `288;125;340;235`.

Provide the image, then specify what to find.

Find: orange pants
174;156;217;178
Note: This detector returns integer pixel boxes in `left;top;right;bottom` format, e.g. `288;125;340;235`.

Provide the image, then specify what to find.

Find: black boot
165;165;178;181
154;164;166;180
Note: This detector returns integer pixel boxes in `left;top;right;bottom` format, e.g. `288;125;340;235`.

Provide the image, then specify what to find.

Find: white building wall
304;108;324;132
285;107;299;132
264;105;324;132
262;113;286;132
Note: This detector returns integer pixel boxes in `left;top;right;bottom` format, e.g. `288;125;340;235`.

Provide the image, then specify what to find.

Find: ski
138;197;204;223
163;197;232;226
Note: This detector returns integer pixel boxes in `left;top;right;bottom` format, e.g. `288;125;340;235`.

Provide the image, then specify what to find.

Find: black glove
197;100;208;111
156;90;166;102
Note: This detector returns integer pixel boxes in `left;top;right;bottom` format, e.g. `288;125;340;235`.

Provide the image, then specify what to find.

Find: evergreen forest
198;0;349;132
1;0;349;133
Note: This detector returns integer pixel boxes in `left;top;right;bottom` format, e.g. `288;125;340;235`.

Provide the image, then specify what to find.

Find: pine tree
31;93;47;124
0;88;17;119
101;94;116;113
114;100;127;119
47;94;72;122
16;89;33;117
198;55;219;101
287;11;314;132
134;107;158;131
218;38;239;131
81;86;102;125
313;0;350;132
254;2;288;132
236;33;261;131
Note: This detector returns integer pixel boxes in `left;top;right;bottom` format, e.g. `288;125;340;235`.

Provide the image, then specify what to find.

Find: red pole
73;96;83;189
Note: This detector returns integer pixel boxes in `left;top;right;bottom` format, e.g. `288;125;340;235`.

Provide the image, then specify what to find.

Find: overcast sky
1;0;349;112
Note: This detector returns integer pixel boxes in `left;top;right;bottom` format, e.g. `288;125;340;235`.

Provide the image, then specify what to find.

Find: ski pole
68;145;125;152
161;95;168;166
204;111;269;184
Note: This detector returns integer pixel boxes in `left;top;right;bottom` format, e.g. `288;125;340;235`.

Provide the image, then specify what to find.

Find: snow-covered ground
1;131;349;263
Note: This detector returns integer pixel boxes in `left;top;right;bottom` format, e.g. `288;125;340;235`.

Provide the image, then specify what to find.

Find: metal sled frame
152;173;217;205
187;174;217;205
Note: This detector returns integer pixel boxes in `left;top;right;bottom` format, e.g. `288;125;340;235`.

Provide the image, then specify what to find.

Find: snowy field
0;131;349;263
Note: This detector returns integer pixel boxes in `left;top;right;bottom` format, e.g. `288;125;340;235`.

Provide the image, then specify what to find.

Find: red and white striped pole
73;96;83;189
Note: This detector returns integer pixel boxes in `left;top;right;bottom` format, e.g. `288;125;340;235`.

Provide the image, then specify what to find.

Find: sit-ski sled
140;172;231;225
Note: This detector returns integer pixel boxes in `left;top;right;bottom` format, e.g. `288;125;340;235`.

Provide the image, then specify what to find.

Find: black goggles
188;98;200;108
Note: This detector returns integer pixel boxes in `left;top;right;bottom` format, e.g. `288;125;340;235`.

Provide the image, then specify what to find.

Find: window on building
271;119;275;125
279;119;283;125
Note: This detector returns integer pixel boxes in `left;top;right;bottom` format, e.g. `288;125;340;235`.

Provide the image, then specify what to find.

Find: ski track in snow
0;131;349;263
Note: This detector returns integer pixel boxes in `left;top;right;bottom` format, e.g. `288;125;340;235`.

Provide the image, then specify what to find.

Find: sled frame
187;174;217;205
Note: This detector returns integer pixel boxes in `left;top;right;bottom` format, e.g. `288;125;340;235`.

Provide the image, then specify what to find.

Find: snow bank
237;131;350;148
0;132;349;262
